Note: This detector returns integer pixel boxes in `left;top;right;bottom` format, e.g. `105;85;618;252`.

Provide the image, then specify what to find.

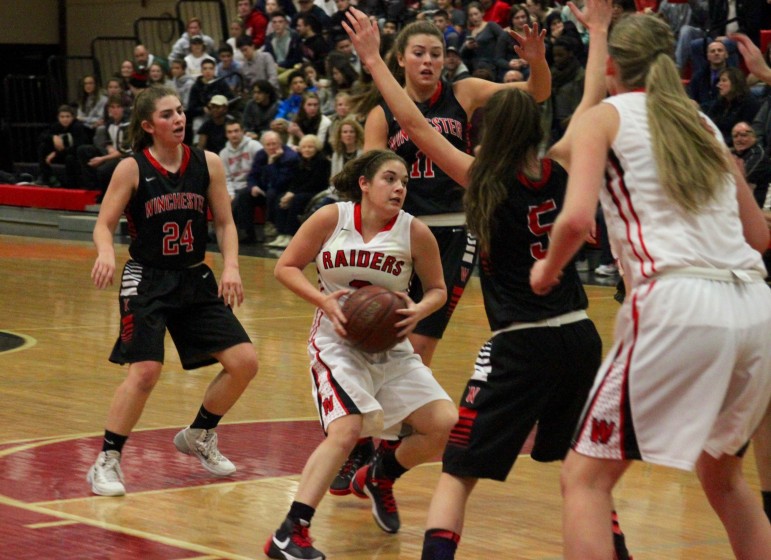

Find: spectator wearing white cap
197;94;233;154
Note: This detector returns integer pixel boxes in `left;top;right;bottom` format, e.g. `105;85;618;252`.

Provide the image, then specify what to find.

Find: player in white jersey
265;149;457;560
530;14;771;560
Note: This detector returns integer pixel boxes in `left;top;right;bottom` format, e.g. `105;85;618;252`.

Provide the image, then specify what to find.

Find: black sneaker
264;518;325;560
329;438;374;496
350;461;400;533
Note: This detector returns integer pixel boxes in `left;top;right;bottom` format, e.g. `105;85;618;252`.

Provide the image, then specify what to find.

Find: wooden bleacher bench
0;184;100;212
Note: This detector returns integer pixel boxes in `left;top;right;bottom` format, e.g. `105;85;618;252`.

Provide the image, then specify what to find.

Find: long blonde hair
609;15;732;212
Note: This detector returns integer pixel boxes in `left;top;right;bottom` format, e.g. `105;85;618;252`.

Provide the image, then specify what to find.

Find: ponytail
609;16;732;213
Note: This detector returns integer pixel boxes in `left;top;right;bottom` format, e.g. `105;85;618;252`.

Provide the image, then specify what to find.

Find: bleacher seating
134;16;183;62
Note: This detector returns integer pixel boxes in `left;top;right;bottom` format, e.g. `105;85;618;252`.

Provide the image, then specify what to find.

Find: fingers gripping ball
342;285;407;353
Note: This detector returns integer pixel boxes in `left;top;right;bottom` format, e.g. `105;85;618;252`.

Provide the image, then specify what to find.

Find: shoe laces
291;523;315;548
338;444;371;477
371;475;397;513
98;452;124;483
195;430;225;464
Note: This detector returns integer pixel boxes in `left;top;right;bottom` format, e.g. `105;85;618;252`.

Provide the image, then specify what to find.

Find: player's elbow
561;212;594;239
747;222;770;254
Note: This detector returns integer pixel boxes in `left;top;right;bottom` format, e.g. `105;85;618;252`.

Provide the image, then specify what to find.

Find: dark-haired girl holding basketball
343;3;632;559
266;150;458;560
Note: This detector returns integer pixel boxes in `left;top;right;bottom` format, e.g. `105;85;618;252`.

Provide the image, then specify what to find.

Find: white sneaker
173;426;236;476
574;259;589;272
273;234;292;248
87;450;126;496
267;234;286;247
595;263;619;276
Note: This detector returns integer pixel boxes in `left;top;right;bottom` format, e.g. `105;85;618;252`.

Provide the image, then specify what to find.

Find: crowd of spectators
29;0;771;250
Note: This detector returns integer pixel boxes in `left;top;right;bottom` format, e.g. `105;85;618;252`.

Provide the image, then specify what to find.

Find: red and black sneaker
350;461;400;533
264;518;325;560
329;438;375;496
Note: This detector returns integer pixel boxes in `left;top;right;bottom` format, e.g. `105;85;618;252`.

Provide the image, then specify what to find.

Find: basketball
341;285;407;353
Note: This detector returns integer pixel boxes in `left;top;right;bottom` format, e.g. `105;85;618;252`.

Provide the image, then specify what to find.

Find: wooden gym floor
0;234;762;559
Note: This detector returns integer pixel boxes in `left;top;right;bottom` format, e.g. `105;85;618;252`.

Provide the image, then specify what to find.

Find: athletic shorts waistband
492;310;589;337
653;267;766;283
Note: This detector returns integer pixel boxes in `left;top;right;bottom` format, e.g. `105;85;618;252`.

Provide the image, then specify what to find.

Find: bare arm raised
344;8;475;187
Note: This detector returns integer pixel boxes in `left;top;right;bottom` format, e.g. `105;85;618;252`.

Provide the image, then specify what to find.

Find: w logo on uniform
465;386;481;404
590;418;616;445
322;396;334;415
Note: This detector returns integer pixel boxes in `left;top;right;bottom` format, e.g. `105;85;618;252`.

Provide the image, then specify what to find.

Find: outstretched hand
342;7;382;69
511;23;546;64
568;0;613;33
731;33;770;83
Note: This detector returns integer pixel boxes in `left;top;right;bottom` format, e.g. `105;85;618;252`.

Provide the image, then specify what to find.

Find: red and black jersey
479;159;588;329
125;145;210;269
381;79;470;216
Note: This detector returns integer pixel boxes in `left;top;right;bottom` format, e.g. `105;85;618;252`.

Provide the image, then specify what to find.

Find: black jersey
125;145;210;269
381;80;470;216
479;159;588;329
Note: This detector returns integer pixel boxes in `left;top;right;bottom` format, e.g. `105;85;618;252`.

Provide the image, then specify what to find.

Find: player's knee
423;402;458;451
436;402;459;437
327;416;363;451
224;344;259;382
127;363;162;393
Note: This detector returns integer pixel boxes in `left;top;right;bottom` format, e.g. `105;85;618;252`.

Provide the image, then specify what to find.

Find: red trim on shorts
447;406;476;447
606;152;658;279
309;311;351;423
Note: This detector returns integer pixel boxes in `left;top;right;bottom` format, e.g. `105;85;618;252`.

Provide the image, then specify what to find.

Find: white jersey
308;201;450;437
315;201;414;295
601;92;766;288
572;92;771;470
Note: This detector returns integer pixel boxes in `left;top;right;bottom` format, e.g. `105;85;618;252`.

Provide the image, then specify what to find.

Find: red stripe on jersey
606;152;658;279
517;158;553;190
142;144;192;178
353;202;398;236
428;81;443;107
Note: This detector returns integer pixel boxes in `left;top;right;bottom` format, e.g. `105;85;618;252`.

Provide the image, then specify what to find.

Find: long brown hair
609;15;731;212
352;21;445;117
127;85;181;152
465;89;542;254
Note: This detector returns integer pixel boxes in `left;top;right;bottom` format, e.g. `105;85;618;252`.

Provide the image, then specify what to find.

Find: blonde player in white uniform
530;14;771;560
266;149;458;560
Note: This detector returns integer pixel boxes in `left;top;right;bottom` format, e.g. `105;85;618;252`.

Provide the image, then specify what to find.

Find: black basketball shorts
109;260;251;370
409;225;478;339
442;319;601;481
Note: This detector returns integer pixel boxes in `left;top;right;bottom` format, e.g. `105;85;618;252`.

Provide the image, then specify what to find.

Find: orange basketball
341;285;407;353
